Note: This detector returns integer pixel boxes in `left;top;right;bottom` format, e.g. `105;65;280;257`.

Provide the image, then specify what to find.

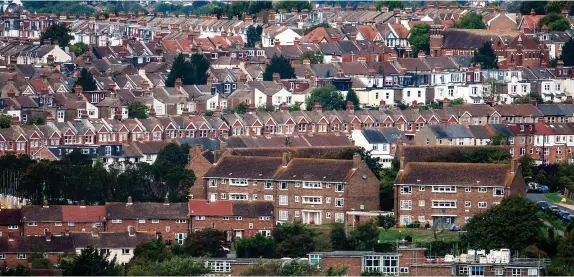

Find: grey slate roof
537;104;566;116
428;124;473;139
468;125;492;139
73;232;154;249
487;124;514;137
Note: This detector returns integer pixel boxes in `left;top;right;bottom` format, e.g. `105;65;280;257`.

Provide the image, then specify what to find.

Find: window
335;198;344;207
512;269;522;277
207;261;231;273
208;179;217;187
431;200;456;208
303;182;321;189
264;181;273;189
223;216;229;221
295;211;301;217
121;249;130;255
7;225;18;230
230;179;248;186
309;254;321;265
465;187;471;192
399;185;412;194
112;219;122;224
27;222;37;226
478;187;487;193
336;183;344;192
54;222;62;226
280;182;288;190
17;253;26;260
235;216;243;220
303;196;322;204
471;266;485;277
432;186;456;193
459;266;469;276
259;230;271;237
138;219;145;224
419;200;425;207
230;193;248;200
252;194;258;200
325;212;331;218
400;267;409;274
221;193;227;199
464;201;471;207
326;197;331;204
68;222;75;226
195;216;205;221
493;187;504;196
0;254;4;260
152;220;160;224
295;196;300;202
478;202;487;208
419;186;425;191
264;195;273;201
249;223;254;229
400;200;412;210
279;195;288;205
527;269;538;276
279;210;288;221
335;213;345;223
417;216;425;222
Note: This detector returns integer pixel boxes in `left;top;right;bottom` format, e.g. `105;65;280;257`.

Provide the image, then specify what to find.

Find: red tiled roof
189;200;233;216
61;206;106;222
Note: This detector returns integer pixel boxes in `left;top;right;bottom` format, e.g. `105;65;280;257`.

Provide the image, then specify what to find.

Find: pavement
527;193;574;214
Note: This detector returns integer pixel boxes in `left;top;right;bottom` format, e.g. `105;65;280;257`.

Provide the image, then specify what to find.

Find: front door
302;211;321;225
432;216;455;229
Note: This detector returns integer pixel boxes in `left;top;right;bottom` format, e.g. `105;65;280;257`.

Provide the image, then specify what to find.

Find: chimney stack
353;153;361;169
127;196;133;205
282;152;291;167
128;226;135;236
164;196;170;205
91;226;98;237
273;72;280;82
511;159;519;174
399;156;406;171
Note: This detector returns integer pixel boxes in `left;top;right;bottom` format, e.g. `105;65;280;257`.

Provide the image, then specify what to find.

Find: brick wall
23;222;105;236
0;226;21;237
320;256;363;276
409;265;453;276
106;219;188;241
0;253;61;267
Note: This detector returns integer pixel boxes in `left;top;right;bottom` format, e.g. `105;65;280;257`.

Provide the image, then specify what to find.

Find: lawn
379;228;461;243
537;210;567;232
544;193;564;203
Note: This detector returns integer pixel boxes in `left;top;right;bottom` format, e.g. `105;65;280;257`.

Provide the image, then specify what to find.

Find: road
527;193;574;214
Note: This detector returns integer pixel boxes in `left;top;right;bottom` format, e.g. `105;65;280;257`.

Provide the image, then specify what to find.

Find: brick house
202;153;380;225
394;158;527;228
0;209;21;237
105;198;189;244
72;228;154;264
21;204;106;236
0;233;74;267
189;200;274;240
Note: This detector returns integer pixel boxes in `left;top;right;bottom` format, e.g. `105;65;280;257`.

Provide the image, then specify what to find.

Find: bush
406;221;421;228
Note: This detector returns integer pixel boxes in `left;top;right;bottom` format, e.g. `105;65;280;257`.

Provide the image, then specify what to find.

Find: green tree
452;13;487;29
330;223;348;250
451;98;465;105
236;102;249;114
345;89;360;110
519;154;537;179
130;239;173;264
263;54;296;81
408;24;430;56
514;92;544;104
76;68;98;91
236;233;276;258
26;117;45;125
70;42;89;57
153;143;195;202
246;25;261;48
183;229;227;258
545;1;565;14
240;260;282;276
128;256;211;276
0;114;11;128
0;264;31;276
305;85;345;111
40;23;73;47
300;51;323;64
472;42;498;69
348;221;380;251
279;260;319;276
519;1;546;16
273;222;317;257
462;195;542;252
561;38;574;66
61;246;121;276
128;102;149;119
558;229;574;270
28;252;54;269
326;266;349;276
274;1;312;12
489;132;509;145
540;13;570;31
377;215;395;231
166;53;210;87
379;166;398;211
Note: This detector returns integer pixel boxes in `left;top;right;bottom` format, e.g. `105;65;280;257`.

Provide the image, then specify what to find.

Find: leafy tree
166;53;210;87
348;221;380;251
279;260;320;276
28;252;54;269
236;233;276;258
489;132;509;145
408;24;430;56
519;1;546;15
375;1;405;11
472;42;498;69
274;1;312;12
246;25;260;48
0;264;31;276
263;54;295;81
300;51;323;64
152;143;195;202
236;102;249;114
127;256;211;276
514;92;544;104
379;167;398;211
61;246;121;276
183;229;227;258
40;23;73;47
462;195;542;252
452;13;487;29
451;98;465;105
560;38;574;66
330;224;348;250
462;148;511;164
130;239;173;264
377;215;395;231
305;85;345;111
273;222;317;257
545;1;565;14
519;154;537;179
128;102;149;119
540;13;570;31
240;260;282;276
326;266;349;276
26;117;45;125
558;229;574;270
76;68;98;91
345;89;360;110
70;42;89;57
0;114;11;128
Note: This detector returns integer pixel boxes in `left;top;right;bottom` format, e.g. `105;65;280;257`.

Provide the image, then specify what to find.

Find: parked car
537;201;550;210
550;205;561;213
538;185;550;193
558;211;571;221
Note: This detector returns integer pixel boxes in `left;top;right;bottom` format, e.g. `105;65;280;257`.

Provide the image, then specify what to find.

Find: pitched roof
205;156;283;179
274;158;354;182
233;201;274;218
396;162;514;186
0;236;74;253
493;104;543;117
72;232;153;249
106;202;188;220
189;199;233;216
61;206;106;222
21;206;63;222
0;209;21;225
399;145;510;163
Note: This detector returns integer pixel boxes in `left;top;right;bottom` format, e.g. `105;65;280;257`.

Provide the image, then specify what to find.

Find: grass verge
379;228;460;243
